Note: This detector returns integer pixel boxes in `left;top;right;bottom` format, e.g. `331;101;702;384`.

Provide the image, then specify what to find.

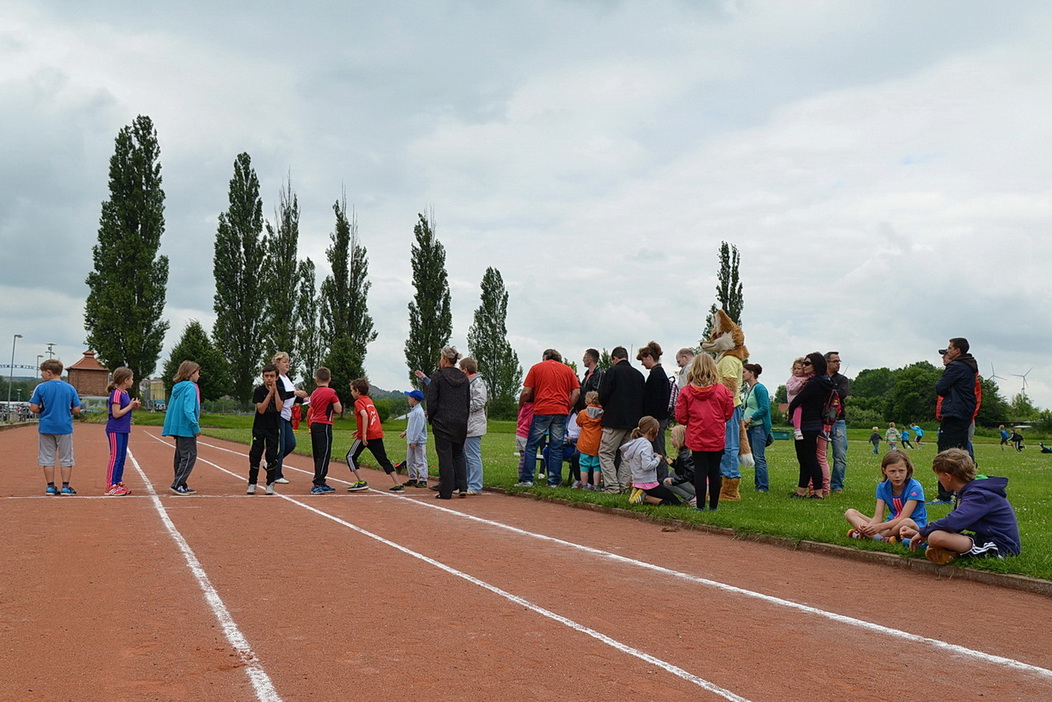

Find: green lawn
187;414;1051;581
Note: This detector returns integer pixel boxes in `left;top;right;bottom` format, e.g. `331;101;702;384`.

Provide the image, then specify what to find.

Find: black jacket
787;374;836;431
426;367;470;442
598;359;644;429
936;354;979;420
574;366;604;413
642;364;671;421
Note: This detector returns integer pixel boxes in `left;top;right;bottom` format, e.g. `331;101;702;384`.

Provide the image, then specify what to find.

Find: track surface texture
2;424;1050;701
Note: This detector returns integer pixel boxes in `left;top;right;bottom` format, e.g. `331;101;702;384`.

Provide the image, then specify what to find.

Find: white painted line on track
127;449;282;702
176;434;1052;683
146;433;750;700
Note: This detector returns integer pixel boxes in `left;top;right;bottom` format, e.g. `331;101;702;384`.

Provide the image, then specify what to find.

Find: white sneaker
274;477;290;484
265;483;275;495
246;484;256;494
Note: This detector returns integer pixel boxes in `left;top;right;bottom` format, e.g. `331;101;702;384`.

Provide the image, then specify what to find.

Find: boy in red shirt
308;367;342;494
346;377;405;492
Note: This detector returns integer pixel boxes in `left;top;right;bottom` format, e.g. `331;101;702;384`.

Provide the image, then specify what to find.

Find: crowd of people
22;332;1021;566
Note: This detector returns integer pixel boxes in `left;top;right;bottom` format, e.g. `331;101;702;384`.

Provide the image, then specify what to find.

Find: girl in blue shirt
844;450;927;542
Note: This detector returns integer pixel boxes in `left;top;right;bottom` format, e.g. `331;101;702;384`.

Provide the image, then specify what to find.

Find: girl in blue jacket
162;361;201;495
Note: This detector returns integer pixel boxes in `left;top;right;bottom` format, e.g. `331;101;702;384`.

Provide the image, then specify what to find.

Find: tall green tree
263;174;301;377
404;211;452;383
702;241;743;339
321;197;376;402
212;152;266;406
295;258;324;393
84;114;169;395
161;320;230;401
466;267;521;419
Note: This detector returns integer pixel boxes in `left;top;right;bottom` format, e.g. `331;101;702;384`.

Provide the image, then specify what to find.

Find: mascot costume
700;309;753;501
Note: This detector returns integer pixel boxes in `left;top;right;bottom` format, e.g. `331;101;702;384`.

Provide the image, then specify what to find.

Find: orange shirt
576;406;603;456
354;396;384;440
523;360;580;415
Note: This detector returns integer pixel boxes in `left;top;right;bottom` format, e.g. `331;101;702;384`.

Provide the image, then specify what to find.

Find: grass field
132;413;1052;581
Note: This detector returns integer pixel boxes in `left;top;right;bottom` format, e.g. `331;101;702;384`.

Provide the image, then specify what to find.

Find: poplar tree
162;320;230;401
321;197;376;401
404;211;452;383
467;267;521;419
294;258;324;393
212;152;266;406
263;174;301;377
703;241;744;339
84;115;169;395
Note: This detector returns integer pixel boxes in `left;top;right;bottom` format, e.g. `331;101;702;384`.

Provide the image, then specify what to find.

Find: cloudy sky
2;1;1050;410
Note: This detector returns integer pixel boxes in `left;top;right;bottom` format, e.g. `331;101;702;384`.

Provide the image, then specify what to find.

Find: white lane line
127;449;281;702
181;434;1052;682
146;433;749;700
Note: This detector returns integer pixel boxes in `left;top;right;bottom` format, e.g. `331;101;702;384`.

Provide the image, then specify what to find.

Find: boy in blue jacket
902;449;1021;564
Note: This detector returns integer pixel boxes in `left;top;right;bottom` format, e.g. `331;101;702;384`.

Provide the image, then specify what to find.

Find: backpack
821;388;842;428
667;375;679;416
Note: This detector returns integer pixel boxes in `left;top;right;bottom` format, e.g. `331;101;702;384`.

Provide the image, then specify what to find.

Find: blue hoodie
162;381;200;438
919;476;1021;556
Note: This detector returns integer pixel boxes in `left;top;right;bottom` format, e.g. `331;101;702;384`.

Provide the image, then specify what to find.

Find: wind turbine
989;364;1005;382
1011;368;1032;395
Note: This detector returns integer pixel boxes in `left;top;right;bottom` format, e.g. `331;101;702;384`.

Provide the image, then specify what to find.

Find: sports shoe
413;480;429;488
105;485;121;496
628;487;645;505
310;485;332;494
847;529;862;539
389;484;405;493
347;481;369;492
466;489;482;496
265;483;275;495
274;477;290;484
513;481;535;487
116;482;131;495
45;485;59;496
60;486;77;496
925;546;958;565
170;485;193;495
246;484;257;495
457;490;467;498
570;480;583;489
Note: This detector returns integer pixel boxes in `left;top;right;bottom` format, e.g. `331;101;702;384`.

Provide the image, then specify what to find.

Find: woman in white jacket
460;357;488;495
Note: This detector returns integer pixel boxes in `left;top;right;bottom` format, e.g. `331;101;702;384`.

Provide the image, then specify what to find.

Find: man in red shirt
516;349;580;487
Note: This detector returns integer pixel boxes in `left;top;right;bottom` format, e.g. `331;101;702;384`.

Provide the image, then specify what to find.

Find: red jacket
674;383;735;451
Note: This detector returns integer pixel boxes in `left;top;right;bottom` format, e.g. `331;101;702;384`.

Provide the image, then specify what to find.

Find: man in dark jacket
574;348;604;414
934;337;979;502
598;346;644;493
825;351;851;493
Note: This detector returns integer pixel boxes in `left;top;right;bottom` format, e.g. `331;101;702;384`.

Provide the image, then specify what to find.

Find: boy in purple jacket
902;449;1021;564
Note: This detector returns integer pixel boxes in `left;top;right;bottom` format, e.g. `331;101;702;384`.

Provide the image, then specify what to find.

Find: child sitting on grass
900;449;1021;564
623;416;681;506
663;424;697;507
844;450;927;542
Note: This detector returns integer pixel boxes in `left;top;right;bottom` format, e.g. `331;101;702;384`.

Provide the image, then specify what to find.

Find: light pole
7;334;22;418
46;342;55;359
36;354;43;370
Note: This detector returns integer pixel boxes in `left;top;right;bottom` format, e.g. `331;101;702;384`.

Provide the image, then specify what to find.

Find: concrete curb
489;487;1052;598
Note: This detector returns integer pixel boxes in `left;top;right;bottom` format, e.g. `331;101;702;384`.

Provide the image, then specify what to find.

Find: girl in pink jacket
675;354;735;511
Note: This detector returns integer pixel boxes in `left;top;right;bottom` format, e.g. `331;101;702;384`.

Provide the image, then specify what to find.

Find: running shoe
628;487;645;505
105;485;121;496
847;529;862;539
274;478;290;484
925;546;958;565
513;481;535;487
246;484;257;495
45;485;59;496
401;479;419;488
389;484;405;493
60;486;77;496
347;481;369;492
265;483;275;495
170;485;194;495
114;484;131;496
310;485;333;495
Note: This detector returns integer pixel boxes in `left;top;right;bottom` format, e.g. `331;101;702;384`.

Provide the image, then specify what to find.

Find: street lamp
7;334;22;418
36;354;43;369
46;343;55;359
